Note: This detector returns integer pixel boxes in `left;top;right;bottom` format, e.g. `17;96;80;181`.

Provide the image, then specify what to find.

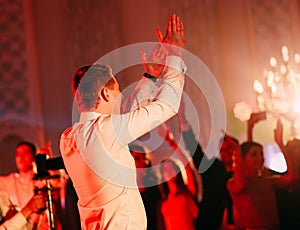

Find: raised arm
157;123;203;203
114;14;186;145
121;44;165;113
273;118;297;187
178;99;205;169
122;13;184;113
247;111;266;141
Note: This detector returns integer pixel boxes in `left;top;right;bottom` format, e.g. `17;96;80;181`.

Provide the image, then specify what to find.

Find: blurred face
15;145;35;173
220;140;235;170
161;161;177;182
244;145;264;176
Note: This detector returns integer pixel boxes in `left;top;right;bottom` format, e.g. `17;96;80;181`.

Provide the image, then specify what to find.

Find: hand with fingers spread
156;14;185;56
140;44;166;78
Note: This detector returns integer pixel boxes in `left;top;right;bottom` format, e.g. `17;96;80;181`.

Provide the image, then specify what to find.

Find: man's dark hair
72;65;92;96
74;63;115;112
16;141;37;157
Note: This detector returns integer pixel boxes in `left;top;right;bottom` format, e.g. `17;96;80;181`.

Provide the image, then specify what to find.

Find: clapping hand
156;14;185;56
140;44;166;78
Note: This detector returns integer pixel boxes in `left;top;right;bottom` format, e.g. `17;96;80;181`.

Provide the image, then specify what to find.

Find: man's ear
100;87;110;102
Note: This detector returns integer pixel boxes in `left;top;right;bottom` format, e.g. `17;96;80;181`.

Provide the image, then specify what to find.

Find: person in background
60;14;186;229
159;158;199;230
0;141;48;229
178;99;232;230
129;144;162;230
219;135;239;228
157;124;200;230
272;120;300;229
0;141;37;209
227;118;296;229
0;190;46;230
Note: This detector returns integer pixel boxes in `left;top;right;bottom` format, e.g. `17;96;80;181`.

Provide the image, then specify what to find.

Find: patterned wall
0;0;29;117
0;0;44;175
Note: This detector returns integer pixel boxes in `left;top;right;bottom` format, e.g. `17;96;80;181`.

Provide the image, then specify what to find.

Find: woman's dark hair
240;141;262;158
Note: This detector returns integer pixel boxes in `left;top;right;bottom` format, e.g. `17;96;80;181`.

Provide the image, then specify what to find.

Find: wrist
143;73;158;83
21;207;31;219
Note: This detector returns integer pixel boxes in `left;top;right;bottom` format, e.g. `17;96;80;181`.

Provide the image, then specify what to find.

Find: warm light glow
280;65;287;74
270;57;277;67
292;96;300;113
253;80;263;94
233;101;253;122
271;84;277;94
295;53;300;64
281;46;289;62
256;95;266;111
252;46;300;137
273;100;289;114
264;142;287;173
267;71;274;87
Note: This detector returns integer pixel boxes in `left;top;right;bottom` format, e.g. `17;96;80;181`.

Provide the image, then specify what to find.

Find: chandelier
253;46;300;137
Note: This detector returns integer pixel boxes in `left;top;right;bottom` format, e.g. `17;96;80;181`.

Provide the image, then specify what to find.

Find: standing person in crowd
219;135;239;228
0;190;46;230
129;144;162;230
60;14;186;229
271;119;300;229
157;124;200;230
275;138;300;229
178;100;232;230
227;118;295;230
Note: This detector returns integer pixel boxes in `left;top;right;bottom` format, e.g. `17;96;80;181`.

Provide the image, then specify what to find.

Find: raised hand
156;14;185;56
140;44;166;77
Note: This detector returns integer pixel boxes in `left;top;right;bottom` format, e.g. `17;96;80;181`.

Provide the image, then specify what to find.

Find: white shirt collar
79;111;102;122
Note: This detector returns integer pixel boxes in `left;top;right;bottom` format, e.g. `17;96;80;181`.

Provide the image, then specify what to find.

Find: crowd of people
1;13;300;230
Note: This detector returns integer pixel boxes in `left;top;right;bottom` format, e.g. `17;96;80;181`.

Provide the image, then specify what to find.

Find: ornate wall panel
0;0;44;175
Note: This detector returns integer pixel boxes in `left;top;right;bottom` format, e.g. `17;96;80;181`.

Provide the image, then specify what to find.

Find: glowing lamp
233;101;253;122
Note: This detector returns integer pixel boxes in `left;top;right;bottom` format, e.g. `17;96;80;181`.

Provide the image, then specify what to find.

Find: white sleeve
121;55;187;113
111;56;186;145
121;76;158;113
0;212;27;230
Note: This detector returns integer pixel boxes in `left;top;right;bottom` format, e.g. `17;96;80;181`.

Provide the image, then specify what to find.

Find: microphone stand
34;174;60;230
